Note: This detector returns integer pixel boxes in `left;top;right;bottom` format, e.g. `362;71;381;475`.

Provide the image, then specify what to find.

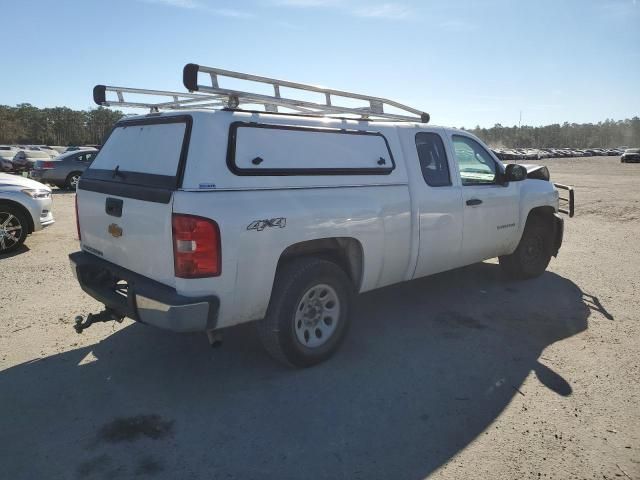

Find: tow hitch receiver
74;308;124;333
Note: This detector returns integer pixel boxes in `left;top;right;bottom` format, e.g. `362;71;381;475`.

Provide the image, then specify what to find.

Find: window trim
452;134;500;186
226;121;396;176
414;131;452;187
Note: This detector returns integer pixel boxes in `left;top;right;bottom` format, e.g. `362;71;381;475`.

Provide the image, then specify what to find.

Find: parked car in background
64;145;98;153
0;146;19;172
11;149;51;172
0;173;54;253
621;148;640;163
37;146;60;159
29;148;98;189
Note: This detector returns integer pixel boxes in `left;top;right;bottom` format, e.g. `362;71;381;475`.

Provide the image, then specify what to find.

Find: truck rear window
227;122;395;175
83;115;191;190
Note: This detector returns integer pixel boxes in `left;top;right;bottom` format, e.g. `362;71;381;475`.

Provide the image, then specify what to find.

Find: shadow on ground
0;243;30;259
0;263;590;480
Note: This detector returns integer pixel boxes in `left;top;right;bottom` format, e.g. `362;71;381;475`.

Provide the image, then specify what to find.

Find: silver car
0;173;54;254
29;148;98;189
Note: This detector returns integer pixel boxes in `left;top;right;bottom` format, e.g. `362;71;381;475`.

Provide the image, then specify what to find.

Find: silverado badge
108;223;123;238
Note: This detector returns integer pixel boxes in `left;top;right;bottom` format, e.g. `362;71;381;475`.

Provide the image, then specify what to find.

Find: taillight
41;161;55;169
172;214;221;278
75;194;81;241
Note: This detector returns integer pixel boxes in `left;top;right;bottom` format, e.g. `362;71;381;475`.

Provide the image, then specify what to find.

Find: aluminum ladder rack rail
182;63;430;123
93;85;227;112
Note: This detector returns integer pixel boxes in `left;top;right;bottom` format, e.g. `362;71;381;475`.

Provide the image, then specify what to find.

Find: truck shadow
0;262;589;480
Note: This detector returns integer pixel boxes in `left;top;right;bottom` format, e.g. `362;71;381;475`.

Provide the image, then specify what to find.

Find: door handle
466;198;483;206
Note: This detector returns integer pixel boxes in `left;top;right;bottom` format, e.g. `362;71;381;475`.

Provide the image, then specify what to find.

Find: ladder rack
183;64;429;123
93;64;430;123
93;85;225;112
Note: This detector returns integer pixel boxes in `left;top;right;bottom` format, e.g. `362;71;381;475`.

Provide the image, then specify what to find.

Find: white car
37;146;60;159
0;146;18;172
0;173;54;253
69;64;573;367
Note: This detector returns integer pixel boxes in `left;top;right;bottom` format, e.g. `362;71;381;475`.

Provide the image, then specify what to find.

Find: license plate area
77;264;137;318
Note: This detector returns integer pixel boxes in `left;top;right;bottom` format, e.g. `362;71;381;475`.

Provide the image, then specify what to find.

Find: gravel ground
0;156;638;480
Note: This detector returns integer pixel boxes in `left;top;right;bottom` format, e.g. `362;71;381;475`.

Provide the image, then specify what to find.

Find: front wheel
257;257;354;367
65;172;82;190
0;204;29;254
499;215;553;279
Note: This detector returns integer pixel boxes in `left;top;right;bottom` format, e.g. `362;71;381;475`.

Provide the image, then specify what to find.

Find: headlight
21;188;51;199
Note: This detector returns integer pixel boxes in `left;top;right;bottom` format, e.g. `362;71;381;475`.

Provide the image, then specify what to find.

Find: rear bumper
69;251;219;332
30;169;65;185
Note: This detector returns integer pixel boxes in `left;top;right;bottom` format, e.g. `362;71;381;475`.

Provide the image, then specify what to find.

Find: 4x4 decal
247;218;287;231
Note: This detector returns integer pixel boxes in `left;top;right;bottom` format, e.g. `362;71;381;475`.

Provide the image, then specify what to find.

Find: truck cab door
448;134;520;264
411;130;465;278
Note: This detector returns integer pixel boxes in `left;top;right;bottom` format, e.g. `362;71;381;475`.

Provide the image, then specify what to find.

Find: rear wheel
257;257;354;367
65;172;82;190
0;205;29;254
499;215;553;279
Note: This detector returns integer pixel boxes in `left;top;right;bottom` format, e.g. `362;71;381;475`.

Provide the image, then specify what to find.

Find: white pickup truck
70;65;574;367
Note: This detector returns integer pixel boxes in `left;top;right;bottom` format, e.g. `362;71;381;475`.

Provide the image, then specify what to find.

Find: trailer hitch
74;308;124;333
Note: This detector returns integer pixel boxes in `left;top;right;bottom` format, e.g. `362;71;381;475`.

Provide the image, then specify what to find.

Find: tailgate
77;190;176;285
76;114;192;286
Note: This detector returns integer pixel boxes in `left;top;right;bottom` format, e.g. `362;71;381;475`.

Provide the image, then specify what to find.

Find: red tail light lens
172;214;221;278
41;161;56;169
75;194;81;241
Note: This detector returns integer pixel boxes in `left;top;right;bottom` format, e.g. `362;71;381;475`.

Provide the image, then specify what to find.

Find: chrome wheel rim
70;175;80;188
0;212;23;252
294;284;340;348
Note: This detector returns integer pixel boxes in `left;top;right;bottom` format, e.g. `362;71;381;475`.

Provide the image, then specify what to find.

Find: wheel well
526;206;555;227
0;200;34;233
277;237;364;291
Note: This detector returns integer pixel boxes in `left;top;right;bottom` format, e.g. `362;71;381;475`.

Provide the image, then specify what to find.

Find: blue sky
1;0;639;127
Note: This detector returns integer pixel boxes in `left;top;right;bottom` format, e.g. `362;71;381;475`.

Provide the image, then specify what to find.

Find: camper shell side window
226;122;395;176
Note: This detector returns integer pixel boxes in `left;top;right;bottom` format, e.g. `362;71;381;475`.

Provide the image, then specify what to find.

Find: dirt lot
0;156;638;480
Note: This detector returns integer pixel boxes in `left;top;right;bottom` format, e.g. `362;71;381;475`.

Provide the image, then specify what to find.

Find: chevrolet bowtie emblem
108;223;123;238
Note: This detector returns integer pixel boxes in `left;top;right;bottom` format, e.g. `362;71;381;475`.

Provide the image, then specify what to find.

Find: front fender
513;179;559;247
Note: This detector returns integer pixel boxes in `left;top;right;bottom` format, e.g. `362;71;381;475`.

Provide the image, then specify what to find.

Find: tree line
467;117;640;149
1;103;638;148
0;104;124;146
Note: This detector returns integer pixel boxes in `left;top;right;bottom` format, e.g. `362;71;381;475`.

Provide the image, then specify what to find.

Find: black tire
0;204;29;254
65;172;82;190
499;215;553;280
257;257;354;368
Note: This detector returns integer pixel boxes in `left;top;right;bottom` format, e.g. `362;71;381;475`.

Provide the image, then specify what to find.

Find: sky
1;0;639;128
